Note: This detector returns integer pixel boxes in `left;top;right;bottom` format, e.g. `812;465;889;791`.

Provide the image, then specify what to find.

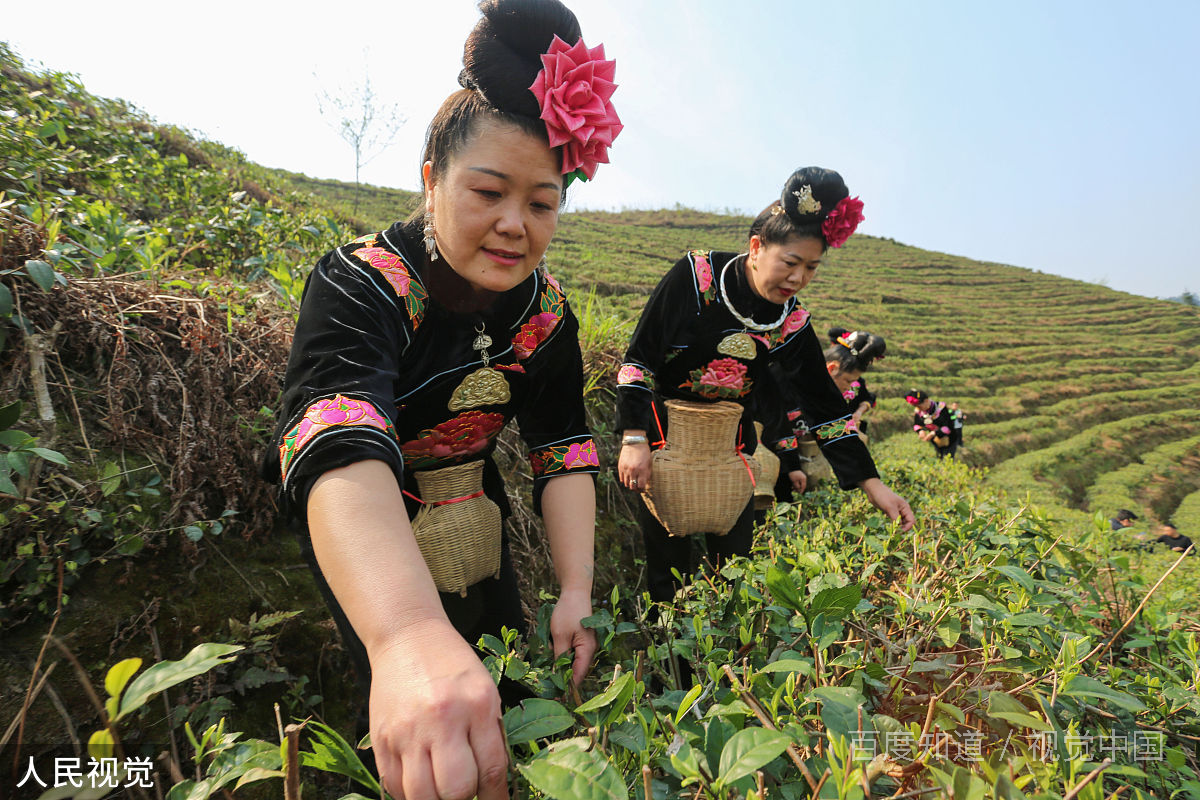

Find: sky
4;1;1198;299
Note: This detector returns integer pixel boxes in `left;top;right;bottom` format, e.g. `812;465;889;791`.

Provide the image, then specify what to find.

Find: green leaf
990;565;1035;592
988;711;1052;731
517;738;627;800
25;259;56;290
765;565;803;612
100;461;121;496
809;686;866;743
504;698;574;744
300;720;380;793
0;401;20;430
233;768;286;789
0;282;11;317
809;584;862;620
0;469;17;496
87;728;115;760
184;525;205;542
1060;675;1147;712
576;672;633;715
717;728;792;786
674;682;705;724
116;643;243;720
1006;612;1053;627
0;429;30;447
9;450;30;478
28;447;68;465
104;657;142;707
758;659;815;678
936;616;962;647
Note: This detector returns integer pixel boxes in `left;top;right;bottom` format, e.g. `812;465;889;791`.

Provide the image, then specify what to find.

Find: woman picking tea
616;167;914;603
263;1;622;797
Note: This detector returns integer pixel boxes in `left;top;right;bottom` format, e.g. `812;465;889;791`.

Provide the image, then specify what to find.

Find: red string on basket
403;489;486;507
735;441;757;489
650;401;667;448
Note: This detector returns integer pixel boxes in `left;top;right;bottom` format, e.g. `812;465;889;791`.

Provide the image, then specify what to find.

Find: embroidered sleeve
263;240;408;512
770;322;879;489
616;254;698;432
515;301;599;514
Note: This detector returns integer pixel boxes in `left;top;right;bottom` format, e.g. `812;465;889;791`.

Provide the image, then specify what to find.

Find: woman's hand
550;588;597;688
859;477;915;532
618;441;653;492
369;618;509;800
788;469;807;493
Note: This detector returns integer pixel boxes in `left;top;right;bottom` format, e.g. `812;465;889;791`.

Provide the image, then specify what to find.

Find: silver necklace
719;254;794;331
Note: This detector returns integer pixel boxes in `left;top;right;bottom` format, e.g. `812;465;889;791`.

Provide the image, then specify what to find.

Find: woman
825;327;886;438
616;167;914;604
759;327;887;505
907;389;956;458
263;2;621;798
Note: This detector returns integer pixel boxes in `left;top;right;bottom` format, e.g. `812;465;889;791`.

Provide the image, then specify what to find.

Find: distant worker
906;389;956;458
1109;508;1138;532
824;327;886;441
1154;521;1194;554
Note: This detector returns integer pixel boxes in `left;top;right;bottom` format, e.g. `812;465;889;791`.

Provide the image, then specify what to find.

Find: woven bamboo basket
411;460;502;596
642;399;756;536
798;435;834;483
752;422;780;510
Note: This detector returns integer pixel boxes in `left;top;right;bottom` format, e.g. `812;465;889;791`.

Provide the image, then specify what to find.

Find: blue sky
4;0;1198;298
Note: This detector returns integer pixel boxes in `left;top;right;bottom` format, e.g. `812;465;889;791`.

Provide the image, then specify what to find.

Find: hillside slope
3;42;1200;799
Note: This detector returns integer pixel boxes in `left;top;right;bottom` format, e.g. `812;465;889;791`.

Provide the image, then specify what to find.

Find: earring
423;210;438;261
537;254;548;276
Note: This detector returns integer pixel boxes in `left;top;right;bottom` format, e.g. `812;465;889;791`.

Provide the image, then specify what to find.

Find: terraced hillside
546;210;1200;529
286;177;1200;530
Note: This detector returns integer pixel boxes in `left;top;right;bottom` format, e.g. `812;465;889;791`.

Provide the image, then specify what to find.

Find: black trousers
638;498;756;603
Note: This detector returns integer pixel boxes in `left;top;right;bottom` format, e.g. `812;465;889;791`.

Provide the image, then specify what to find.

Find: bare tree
316;73;406;217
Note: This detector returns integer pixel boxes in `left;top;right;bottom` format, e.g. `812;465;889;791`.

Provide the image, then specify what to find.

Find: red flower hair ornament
822;196;865;248
529;35;623;186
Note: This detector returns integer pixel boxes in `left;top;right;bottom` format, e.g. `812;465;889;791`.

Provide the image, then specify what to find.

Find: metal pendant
448;367;511;411
449;322;510;410
717;332;757;360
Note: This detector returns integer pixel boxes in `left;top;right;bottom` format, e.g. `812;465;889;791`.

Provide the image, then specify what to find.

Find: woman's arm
308;460;508;800
540;473;597;687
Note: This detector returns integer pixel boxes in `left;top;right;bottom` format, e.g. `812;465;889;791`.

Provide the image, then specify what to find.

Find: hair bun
460;0;582;119
780;167;849;227
827;326;850;344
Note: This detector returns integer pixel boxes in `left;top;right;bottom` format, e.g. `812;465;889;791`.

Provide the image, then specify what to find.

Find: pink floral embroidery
780;307;810;337
279;395;392;479
845;419;860;433
529;36;623;181
694;253;713;293
685;357;751;399
529;439;600;476
617;364;645;385
822;196;865;248
354;247;410;296
513;311;561;360
564;440;599;469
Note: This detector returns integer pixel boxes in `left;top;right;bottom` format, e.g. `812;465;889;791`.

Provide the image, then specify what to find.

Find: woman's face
745;233;824;304
826;362;863;394
423;119;562;293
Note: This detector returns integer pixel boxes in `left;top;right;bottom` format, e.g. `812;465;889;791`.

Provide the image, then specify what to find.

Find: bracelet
621;434;648;446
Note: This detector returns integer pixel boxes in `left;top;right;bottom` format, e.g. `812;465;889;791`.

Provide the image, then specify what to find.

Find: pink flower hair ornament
529;35;623;186
822;196;865;248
